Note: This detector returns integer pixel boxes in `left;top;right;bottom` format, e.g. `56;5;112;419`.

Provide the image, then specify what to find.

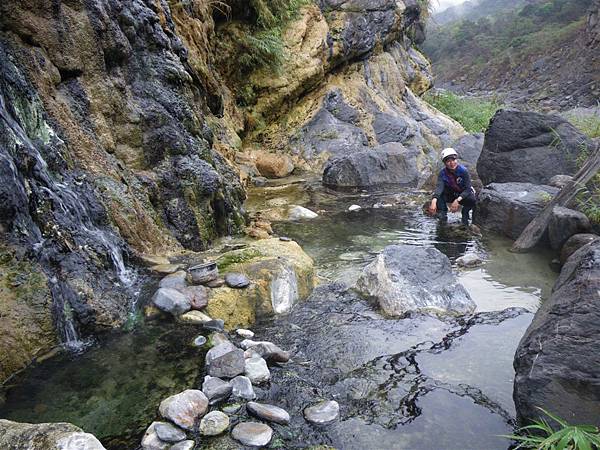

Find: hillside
423;0;600;110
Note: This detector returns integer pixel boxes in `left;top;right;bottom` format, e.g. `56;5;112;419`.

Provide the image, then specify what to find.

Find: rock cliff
0;0;463;382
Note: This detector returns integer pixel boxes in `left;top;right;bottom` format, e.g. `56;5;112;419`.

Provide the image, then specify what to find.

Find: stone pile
141;329;339;449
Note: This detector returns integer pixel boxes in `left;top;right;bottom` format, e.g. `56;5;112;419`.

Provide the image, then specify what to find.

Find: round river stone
199;411;230;436
304;400;340;424
232;422;272;447
224;273;250;288
247;402;290;424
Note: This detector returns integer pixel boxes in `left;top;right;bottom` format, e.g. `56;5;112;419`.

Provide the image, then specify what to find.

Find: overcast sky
431;0;469;13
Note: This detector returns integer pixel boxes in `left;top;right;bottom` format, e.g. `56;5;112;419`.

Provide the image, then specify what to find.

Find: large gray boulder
322;145;422;190
548;206;591;250
514;240;600;425
560;233;600;264
473;183;559;240
0;420;105;450
355;245;475;316
477;109;591;185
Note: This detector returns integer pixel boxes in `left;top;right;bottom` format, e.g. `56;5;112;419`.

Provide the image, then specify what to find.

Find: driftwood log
512;146;600;252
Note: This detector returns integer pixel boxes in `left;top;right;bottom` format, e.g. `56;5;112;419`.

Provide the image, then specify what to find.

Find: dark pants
437;190;476;225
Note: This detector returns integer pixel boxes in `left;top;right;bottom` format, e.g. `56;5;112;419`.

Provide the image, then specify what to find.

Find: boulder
477;109;591;185
322;146;422;190
514;241;600;425
355;245;475;316
451;132;484;168
254;151;294;178
206;239;315;329
548;206;591;250
548;174;573;189
560;233;600;264
158;390;209;430
152;288;191;317
0;420;106;450
473;183;559;240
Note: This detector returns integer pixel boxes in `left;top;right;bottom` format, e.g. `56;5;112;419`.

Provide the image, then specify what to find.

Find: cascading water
0;71;135;350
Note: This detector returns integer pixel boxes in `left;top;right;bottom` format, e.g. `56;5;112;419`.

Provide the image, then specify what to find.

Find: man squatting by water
428;147;477;226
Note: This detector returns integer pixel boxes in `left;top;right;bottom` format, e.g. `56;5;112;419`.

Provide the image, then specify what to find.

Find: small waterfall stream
0;85;134;348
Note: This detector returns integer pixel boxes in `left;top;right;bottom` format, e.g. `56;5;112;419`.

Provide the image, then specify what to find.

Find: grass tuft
422;90;501;132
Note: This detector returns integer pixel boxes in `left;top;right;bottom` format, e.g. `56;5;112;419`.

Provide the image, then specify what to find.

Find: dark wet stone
548;206;591;250
154;422;186;443
247;402;290;425
207;345;245;379
224;273;250;289
477;109;591;185
474;183;559;241
152;288;191;316
202;375;232;405
514;240;600;425
304;400;340;424
202;319;225;332
231;422;272;447
560;233;600;265
372;112;411;144
231;376;256;400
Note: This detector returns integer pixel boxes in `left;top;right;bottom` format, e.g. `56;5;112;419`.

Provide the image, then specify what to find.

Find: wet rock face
477;109;591;185
548;206;591;250
514;240;600;425
322;145;423;190
474;182;559;240
355;245;475;316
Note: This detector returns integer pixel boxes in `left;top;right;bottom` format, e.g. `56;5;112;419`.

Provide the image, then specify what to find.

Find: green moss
216;248;263;272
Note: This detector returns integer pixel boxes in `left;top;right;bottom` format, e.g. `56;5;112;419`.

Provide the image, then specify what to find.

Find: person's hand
450;200;460;213
428;199;437;215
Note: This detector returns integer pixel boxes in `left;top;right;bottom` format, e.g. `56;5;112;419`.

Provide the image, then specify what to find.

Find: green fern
504;408;600;450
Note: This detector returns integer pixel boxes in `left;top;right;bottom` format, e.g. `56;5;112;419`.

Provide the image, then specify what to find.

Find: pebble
236;328;255;338
224;273;251;288
170;441;195;450
179;310;212;325
202;376;233;405
231;376;256;400
154;422;186;443
199;411;230;436
278;236;291;242
245;356;271;384
205;278;225;288
304;400;340;424
231;422;273;447
348;204;361;211
222;403;242;414
246;402;290;425
192;335;207;347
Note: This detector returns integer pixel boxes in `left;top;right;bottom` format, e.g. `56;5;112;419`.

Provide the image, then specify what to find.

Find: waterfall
0;88;135;348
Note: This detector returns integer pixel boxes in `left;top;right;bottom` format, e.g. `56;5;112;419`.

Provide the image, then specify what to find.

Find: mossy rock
206;239;315;329
0;244;57;383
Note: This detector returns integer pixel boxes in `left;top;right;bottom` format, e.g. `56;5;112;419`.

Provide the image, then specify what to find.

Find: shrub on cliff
423;90;500;132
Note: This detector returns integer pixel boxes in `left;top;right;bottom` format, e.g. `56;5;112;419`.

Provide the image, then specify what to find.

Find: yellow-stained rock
206;239;315;330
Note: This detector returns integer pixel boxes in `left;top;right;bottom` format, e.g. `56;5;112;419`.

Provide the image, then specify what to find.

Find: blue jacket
434;164;473;201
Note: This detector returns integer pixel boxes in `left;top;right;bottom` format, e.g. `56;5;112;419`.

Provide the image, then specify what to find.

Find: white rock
178;310;212;325
245;356;271;384
270;263;299;314
348;204;361;211
288;205;318;220
304;400;340;424
56;433;106;450
235;329;255;339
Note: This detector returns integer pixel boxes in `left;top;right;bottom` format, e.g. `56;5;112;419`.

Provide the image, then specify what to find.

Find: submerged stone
231;422;272;447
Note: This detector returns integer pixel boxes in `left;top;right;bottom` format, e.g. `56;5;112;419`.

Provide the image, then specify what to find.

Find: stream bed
0;184;557;449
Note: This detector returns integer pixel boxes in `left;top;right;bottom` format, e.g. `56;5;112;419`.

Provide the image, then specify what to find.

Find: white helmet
441;148;458;162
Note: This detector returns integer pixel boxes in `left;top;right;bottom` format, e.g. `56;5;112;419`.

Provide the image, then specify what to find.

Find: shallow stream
0;182;557;449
